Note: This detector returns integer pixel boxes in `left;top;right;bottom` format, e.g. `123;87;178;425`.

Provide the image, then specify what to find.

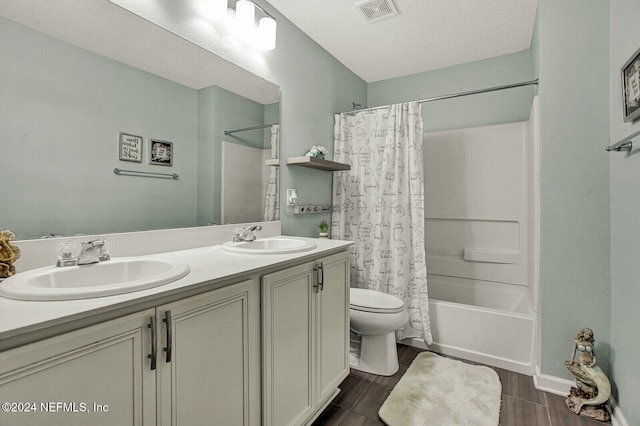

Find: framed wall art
149;139;173;166
622;46;640;122
119;132;143;162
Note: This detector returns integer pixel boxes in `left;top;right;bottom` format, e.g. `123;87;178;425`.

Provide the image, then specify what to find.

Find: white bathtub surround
406;275;536;375
221;142;272;224
332;102;432;344
413;96;540;375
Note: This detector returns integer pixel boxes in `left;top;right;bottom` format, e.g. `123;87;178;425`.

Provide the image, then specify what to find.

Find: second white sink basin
0;257;191;301
222;237;316;255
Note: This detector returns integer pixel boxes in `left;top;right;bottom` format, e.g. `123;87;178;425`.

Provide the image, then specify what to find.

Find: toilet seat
350;288;405;314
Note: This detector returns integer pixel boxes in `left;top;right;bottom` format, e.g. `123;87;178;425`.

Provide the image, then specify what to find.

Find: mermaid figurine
564;327;611;422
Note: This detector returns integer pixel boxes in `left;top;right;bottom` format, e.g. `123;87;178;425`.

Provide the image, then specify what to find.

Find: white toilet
349;288;409;376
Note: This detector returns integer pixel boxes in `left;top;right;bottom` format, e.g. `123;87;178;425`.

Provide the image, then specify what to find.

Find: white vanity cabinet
0;309;157;426
261;251;350;426
0;279;260;426
0;243;351;426
156;278;260;426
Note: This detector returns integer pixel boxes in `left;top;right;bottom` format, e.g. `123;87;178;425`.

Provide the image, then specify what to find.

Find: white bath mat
379;352;501;426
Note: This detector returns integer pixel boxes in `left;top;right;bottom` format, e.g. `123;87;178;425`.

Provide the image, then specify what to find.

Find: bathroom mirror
0;1;280;240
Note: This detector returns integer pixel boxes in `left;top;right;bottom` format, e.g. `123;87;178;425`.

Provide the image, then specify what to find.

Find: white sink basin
0;257;191;301
222;237;316;255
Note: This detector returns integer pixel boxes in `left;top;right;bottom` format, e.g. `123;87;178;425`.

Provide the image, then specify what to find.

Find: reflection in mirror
221;122;280;224
0;3;279;240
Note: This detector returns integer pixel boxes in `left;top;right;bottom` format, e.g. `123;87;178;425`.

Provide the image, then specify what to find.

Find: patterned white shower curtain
264;124;279;221
332;102;432;344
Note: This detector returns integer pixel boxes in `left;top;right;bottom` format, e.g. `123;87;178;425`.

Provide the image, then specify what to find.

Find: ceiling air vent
355;0;399;23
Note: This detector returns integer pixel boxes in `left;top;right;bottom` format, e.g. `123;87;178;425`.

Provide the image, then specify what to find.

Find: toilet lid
349;288;406;313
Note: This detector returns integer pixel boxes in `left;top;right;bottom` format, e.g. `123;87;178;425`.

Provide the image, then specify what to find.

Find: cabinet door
0;309;156;426
262;261;316;426
316;251;350;405
157;279;260;426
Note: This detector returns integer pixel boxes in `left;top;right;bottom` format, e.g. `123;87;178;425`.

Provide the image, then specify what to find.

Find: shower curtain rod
224;122;279;135
340;79;539;114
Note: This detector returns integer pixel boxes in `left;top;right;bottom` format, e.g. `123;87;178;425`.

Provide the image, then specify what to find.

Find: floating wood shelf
265;158;279;167
286;156;351;171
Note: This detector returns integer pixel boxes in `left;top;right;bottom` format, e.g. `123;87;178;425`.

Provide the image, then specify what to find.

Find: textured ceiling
267;0;539;83
2;0;538;89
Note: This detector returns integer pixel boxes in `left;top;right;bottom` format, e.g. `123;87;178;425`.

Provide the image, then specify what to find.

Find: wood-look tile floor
312;344;611;426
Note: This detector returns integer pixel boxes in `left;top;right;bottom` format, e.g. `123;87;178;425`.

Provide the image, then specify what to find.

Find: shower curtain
264;124;279;221
332;102;432;344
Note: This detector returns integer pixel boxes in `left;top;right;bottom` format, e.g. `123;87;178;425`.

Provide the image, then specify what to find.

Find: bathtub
403;275;536;375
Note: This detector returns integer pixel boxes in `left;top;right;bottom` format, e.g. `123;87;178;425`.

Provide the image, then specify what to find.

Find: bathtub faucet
233;225;263;242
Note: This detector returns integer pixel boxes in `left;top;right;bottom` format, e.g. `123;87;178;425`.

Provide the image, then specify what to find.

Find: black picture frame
149;139;173;166
622;47;640;123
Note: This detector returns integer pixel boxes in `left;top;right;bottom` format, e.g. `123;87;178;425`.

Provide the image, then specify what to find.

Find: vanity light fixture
218;0;277;50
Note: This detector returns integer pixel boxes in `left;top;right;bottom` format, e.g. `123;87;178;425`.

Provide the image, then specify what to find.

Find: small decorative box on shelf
286;156;350;171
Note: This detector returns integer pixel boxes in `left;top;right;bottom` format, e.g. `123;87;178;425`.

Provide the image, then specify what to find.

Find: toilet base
350;332;399;376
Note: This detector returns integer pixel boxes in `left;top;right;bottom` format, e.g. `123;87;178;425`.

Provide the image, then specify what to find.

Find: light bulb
258;16;277;50
199;0;228;20
235;0;255;29
211;0;228;19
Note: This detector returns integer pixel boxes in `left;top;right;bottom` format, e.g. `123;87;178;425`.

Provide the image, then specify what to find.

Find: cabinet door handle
148;316;157;371
318;261;324;291
313;265;320;293
163;310;172;363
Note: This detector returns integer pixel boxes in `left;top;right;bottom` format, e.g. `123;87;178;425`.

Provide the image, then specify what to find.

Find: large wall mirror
1;1;280;240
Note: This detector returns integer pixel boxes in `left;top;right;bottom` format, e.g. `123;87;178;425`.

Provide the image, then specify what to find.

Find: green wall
0;17;199;238
185;0;368;237
1;16;282;238
610;0;640;423
101;0;368;236
537;0;611;381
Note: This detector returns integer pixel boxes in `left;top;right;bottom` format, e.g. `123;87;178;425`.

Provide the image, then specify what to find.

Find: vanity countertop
0;237;352;350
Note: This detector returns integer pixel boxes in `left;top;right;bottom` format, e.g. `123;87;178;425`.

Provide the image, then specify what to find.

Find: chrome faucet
233;225;263;242
77;238;111;265
57;238;111;267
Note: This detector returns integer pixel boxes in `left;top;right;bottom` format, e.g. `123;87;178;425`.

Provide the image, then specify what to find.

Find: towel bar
113;168;179;179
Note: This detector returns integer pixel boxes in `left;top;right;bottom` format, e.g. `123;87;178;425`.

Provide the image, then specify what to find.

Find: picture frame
149;139;173;166
118;132;143;162
621;46;640;122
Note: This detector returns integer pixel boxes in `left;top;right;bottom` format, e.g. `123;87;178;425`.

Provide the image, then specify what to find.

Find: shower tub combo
409;97;539;375
417;275;536;375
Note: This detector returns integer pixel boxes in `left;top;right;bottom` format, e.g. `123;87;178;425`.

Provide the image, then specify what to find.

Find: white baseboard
532;366;573;395
533;367;629;426
609;397;630;426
